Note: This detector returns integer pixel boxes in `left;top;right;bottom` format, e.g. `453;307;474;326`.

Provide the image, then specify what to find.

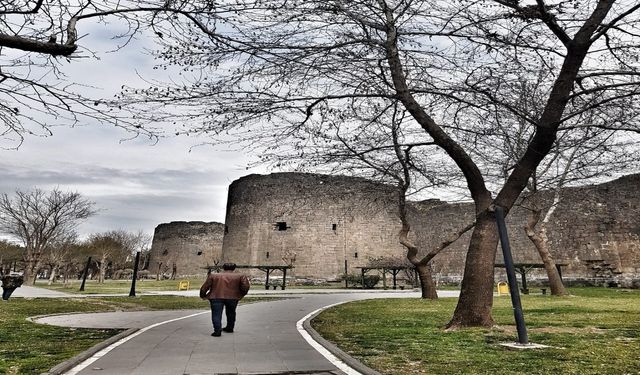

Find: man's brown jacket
199;271;250;300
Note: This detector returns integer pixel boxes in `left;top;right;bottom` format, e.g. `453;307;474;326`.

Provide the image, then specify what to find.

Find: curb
302;308;382;375
40;328;139;375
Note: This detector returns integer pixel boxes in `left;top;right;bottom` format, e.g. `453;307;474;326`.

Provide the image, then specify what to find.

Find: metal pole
282;267;287;290
495;206;529;345
129;251;141;297
344;259;348;288
79;257;91;292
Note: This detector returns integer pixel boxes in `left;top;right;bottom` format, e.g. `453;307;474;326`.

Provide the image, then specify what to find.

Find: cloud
0;20;268;240
0;123;264;238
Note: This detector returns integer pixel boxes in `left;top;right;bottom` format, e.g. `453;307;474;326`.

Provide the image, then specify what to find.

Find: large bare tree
114;1;640;327
474;72;640;296
4;0;640;327
0;0;226;148
275;100;473;299
0;188;96;284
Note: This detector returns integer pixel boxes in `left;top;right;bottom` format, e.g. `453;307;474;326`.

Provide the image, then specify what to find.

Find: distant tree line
0;188;151;285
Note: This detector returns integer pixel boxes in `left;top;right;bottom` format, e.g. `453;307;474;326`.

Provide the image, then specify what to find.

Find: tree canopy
117;0;640;327
3;0;640;326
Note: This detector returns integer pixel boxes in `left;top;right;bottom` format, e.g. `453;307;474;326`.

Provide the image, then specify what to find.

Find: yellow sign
178;280;190;291
497;281;509;296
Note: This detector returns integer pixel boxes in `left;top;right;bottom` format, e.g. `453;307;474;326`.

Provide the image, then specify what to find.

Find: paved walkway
25;286;459;374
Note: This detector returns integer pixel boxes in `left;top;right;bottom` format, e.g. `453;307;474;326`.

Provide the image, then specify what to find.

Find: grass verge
0;295;272;374
311;288;640;375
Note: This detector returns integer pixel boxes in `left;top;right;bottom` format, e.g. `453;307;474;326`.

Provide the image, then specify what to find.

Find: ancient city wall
221;173;407;279
222;172;640;284
148;221;224;278
410;174;640;285
152;172;639;285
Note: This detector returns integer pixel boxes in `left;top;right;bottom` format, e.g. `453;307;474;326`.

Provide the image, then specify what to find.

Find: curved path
35;291;458;375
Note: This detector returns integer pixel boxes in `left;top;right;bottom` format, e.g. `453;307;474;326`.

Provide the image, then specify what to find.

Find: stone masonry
221;173;407;280
151;172;639;286
148;221;224;278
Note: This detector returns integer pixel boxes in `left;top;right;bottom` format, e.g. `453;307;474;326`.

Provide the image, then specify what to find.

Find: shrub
340;274;380;289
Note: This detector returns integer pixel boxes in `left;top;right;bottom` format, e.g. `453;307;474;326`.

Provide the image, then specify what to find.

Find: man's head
222;263;237;271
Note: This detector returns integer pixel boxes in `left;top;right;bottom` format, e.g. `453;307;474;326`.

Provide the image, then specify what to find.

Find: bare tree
480;73;640;296
115;0;640;328
85;229;144;282
0;239;22;275
41;233;78;285
1;0;238;147
0;188;96;284
7;1;640;327
293;101;473;299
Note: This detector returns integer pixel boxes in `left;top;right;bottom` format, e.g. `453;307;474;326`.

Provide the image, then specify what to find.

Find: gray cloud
0;125;262;238
0;24;268;240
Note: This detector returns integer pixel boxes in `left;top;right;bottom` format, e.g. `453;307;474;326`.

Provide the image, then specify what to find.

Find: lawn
0;295;270;374
36;278;210;294
311;288;640;375
38;278;362;294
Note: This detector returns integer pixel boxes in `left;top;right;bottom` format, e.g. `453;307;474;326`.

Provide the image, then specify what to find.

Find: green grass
36;278;209;294
38;279;373;293
0;295;272;374
311;288;640;375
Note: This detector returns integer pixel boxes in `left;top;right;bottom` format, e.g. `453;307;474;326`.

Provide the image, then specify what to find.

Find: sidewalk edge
302;308;382;375
40;328;139;375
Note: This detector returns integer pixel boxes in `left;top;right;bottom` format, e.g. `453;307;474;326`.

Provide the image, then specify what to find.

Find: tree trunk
99;254;107;283
525;211;567;296
47;265;58;285
447;212;499;328
62;266;69;287
416;263;438;299
23;254;36;285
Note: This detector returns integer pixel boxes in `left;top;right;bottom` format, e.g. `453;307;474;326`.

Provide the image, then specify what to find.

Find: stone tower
148;221;224;278
221;173;408;279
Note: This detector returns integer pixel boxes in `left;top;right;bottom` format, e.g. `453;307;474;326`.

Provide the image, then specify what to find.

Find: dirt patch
493;325;608;334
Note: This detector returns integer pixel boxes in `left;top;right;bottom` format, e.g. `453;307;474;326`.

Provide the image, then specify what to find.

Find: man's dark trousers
209;299;239;333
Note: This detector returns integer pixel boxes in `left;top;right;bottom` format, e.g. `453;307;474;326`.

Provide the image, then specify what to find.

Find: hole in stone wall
354;252;358;258
266;251;270;258
197;251;203;256
275;222;288;231
332;223;337;230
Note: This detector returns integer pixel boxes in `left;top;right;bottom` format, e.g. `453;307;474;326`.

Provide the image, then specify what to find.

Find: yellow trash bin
497;281;509;296
178;280;190;291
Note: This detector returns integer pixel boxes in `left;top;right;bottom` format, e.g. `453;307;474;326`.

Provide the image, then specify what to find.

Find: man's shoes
222;327;234;333
211;331;221;337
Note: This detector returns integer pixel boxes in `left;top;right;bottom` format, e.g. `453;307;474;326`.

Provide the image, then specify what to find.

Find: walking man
200;263;251;337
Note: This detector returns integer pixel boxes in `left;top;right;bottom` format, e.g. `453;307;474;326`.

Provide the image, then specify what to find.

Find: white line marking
296;301;363;375
64;311;208;375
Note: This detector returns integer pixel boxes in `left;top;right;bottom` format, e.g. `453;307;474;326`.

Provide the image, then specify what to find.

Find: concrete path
34;291;459;375
11;285;76;298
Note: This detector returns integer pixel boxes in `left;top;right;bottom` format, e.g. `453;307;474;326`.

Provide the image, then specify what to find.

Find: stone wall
221;173;407;279
148;221;224;278
410;174;640;286
222;172;640;285
152;172;639;285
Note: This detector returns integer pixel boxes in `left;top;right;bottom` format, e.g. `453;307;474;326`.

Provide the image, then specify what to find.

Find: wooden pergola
206;265;293;290
356;266;416;289
494;262;568;294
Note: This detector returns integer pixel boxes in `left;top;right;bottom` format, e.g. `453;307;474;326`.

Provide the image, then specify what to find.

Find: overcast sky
0;23;266;240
